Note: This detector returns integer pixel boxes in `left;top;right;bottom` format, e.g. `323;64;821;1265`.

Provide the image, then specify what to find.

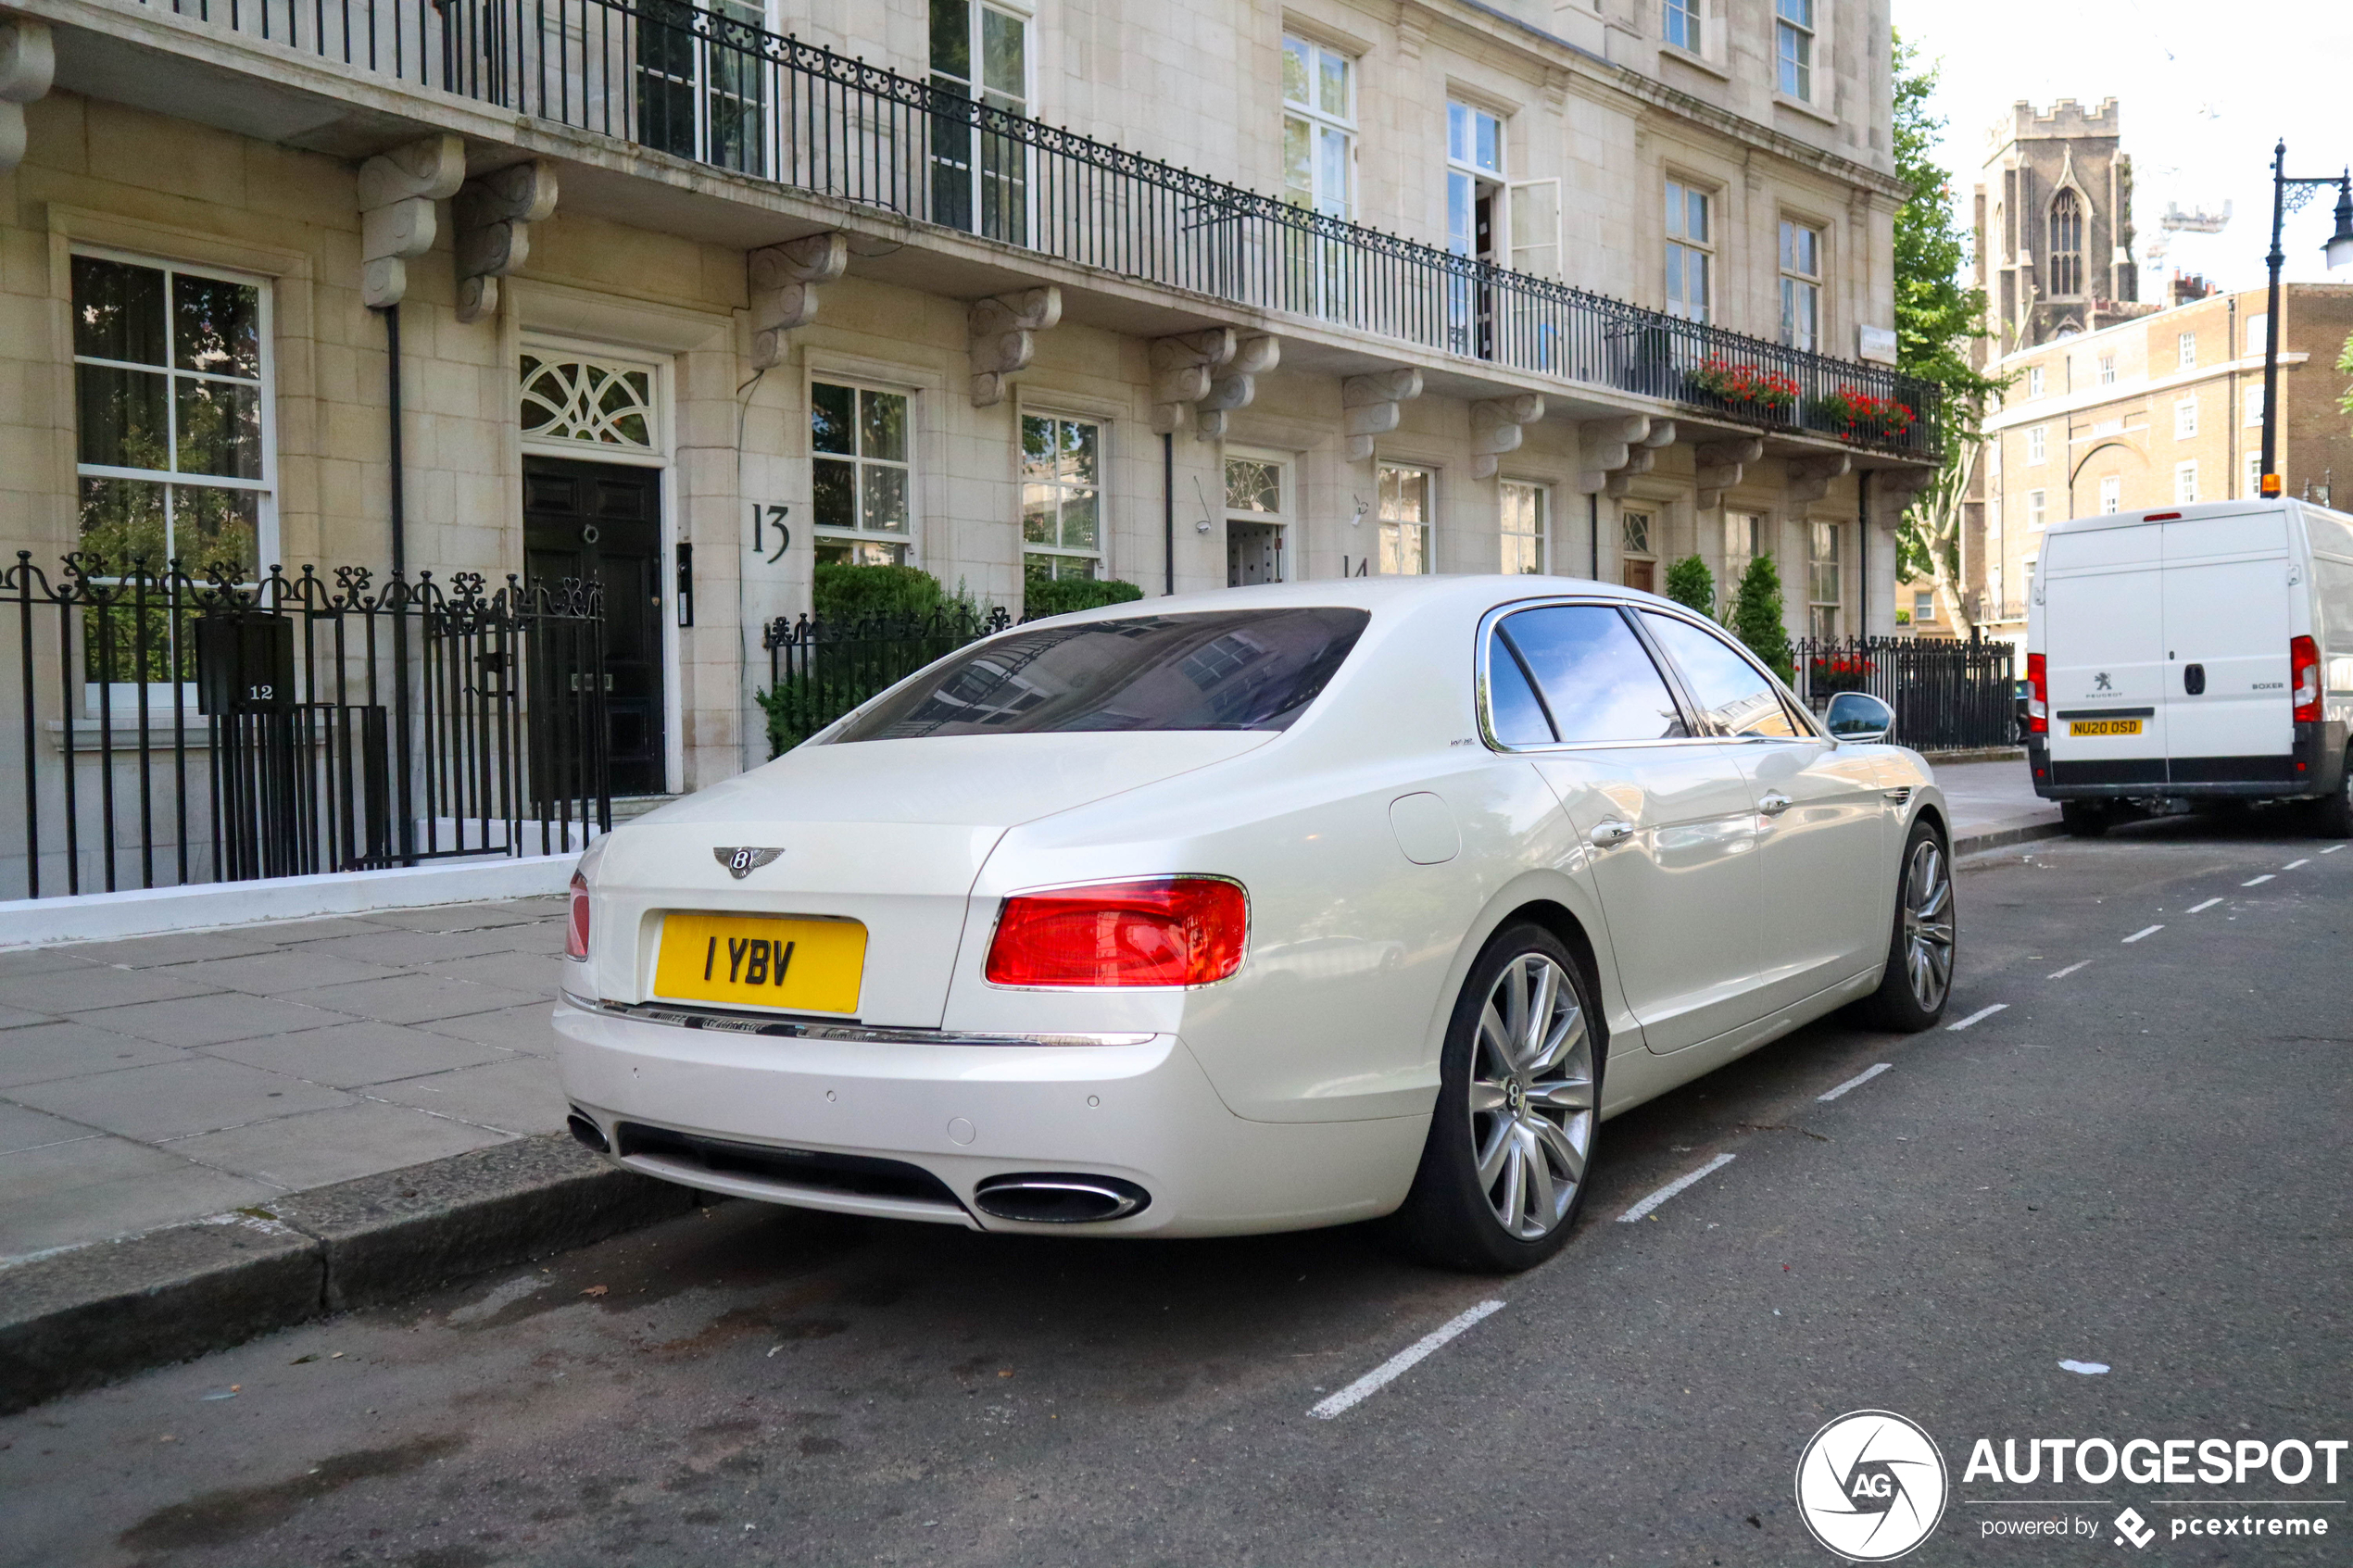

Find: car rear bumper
550;999;1426;1238
2028;721;2347;800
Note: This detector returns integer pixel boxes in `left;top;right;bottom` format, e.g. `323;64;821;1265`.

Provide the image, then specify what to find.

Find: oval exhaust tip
566;1111;610;1154
973;1173;1151;1224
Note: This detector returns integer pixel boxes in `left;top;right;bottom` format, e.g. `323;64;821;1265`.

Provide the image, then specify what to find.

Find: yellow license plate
2069;719;2144;737
653;912;866;1014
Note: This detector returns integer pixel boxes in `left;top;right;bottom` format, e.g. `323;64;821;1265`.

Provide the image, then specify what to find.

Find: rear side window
1491;605;1688;745
1637;610;1799;737
830;608;1370;740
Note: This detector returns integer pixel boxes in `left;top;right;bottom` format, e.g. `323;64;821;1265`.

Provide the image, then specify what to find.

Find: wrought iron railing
139;0;1942;458
1793;633;2018;752
759;604;1011;756
1;554;610;900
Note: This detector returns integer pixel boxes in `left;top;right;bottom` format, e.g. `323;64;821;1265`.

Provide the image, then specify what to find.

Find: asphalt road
6;815;2348;1568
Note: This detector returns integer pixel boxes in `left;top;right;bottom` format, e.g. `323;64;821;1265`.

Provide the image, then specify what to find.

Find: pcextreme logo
1796;1410;1951;1561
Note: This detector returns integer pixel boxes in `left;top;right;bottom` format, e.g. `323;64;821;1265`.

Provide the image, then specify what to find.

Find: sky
1891;0;2353;294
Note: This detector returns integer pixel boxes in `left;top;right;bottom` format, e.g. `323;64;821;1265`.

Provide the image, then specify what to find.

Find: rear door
2161;510;2294;778
2043;518;2168;787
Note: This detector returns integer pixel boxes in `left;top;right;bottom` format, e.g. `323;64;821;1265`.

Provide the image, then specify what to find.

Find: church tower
1973;98;2140;355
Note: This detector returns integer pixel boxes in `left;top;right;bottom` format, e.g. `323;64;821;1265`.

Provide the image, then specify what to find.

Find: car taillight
985;877;1248;988
2290;635;2322;723
566;872;591;961
2026;652;2048;734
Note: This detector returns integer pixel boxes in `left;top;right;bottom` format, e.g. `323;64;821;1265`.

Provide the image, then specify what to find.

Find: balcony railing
137;0;1942;458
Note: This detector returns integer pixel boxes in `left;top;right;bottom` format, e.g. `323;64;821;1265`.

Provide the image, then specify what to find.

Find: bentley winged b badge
714;847;786;880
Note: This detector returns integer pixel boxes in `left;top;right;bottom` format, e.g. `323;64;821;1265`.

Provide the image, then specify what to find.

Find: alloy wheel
1900;837;1956;1012
1466;953;1595;1241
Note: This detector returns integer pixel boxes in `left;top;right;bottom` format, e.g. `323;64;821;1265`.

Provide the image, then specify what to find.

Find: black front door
523;456;666;797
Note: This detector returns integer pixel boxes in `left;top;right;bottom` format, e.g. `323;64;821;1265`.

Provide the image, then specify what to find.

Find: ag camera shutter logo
1795;1410;1949;1561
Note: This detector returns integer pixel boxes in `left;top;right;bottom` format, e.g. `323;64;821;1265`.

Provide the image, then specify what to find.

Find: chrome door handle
1589;820;1636;848
1883;786;1913;805
1758;793;1792;817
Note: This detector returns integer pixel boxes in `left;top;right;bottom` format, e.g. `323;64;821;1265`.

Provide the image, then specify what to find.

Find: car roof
1028;573;1691;628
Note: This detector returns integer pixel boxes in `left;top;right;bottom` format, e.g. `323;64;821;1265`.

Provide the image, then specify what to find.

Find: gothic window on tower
2047;189;2084;298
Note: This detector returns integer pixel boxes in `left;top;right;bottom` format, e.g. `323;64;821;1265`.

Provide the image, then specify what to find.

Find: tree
1888;31;2007;635
1729;553;1794;683
1663;555;1715;618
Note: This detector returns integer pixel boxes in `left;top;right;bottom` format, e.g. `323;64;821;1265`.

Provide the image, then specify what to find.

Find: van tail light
2026;652;2049;734
985;877;1248;988
566;872;591;961
2290;635;2322;723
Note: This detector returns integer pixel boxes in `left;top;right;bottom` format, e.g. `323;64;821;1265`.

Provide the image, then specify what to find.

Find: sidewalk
0;758;2056;1268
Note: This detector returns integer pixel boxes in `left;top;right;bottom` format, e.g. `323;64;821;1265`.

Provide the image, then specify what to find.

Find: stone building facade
1;0;1937;816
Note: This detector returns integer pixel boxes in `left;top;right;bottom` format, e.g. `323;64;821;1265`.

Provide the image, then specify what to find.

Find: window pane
76;363;170;471
928;0;969;80
1486;635;1554;745
77;475;169;567
177;484;260;572
1227;457;1279;513
1317;48;1347;118
1502;606;1688;743
835;608;1372;739
1379;465;1428;523
811;383;855;455
1061;419;1096;484
1687;189;1708;244
1021;483;1054;543
1317;126;1349;214
1665;182;1684;239
859;388;908;461
1641;610;1796;737
1447;101;1468;164
862;464;910;532
70;256;167;367
1281;36;1310;107
1283;116;1314;203
980;6;1024;98
175;377;263;479
1476;111;1499;175
1060;491;1099;549
172;274;262;379
1021;414;1053;479
1621;511;1652;556
812;457;856;527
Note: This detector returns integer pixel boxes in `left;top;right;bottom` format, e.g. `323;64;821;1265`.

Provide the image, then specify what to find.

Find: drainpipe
1163;432;1175;595
1589;492;1600;580
1856;470;1869;639
378;302;416;866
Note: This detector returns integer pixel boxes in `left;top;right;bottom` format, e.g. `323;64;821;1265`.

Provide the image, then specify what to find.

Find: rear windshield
828;608;1371;741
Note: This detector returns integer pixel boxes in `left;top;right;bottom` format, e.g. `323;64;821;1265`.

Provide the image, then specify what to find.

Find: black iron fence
145;0;1941;459
1793;633;2018;753
2;554;610;900
760;604;1011;756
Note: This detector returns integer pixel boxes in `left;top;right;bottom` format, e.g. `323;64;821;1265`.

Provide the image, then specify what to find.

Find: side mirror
1824;690;1894;744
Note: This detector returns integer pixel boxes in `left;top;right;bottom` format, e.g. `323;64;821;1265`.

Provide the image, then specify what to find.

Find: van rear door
2161;510;2294;778
2044;518;2167;785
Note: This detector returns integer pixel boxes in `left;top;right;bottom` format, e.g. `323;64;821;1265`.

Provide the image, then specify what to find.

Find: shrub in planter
1812;386;1917;442
812;562;946;624
1023;574;1145;620
1686;356;1801;415
1729;553;1794;684
1806;653;1877;694
1663;555;1716;617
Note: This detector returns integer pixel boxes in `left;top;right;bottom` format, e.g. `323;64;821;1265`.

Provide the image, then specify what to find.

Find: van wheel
1387;925;1601;1273
2060;801;2110;837
2312;751;2353;838
1854;820;1956;1032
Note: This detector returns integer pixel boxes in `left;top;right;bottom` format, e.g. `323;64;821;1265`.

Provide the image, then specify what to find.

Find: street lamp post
2259;142;2353;496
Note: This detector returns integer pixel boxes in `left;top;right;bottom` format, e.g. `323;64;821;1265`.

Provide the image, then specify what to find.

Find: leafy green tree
1889;31;2007;633
1663;555;1715;618
1730;553;1794;684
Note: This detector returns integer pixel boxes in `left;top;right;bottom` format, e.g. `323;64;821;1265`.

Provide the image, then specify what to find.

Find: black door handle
2183;663;2206;696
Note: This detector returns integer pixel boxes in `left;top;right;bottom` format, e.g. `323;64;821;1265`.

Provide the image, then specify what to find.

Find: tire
2311;750;2353;838
1856;820;1956;1032
2059;800;2110;838
1387;924;1603;1273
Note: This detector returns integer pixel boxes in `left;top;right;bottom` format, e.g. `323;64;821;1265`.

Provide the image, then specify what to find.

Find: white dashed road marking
1617;1153;1738;1223
1818;1063;1892;1102
2122;924;2163;943
2283;859;2309;871
1308;1299;1505;1419
1946;1003;2009;1031
2187;898;2222;914
2243;875;2274;887
2047;960;2091;980
2324;845;2346;854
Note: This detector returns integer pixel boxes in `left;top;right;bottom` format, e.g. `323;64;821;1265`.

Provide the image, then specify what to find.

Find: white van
2025;498;2353;835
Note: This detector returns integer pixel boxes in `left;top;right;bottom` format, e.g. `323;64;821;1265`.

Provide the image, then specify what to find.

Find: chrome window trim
560;991;1156;1047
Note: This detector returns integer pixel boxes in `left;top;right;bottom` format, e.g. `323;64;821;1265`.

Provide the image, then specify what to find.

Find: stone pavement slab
1928;756;2058;844
274;972;545;1025
204;1020;513;1087
68;992;355;1047
0;1022;186;1088
0;1135;279;1259
165;1100;513;1190
0;964;221;1015
8;1056;356;1143
365;1055;569;1135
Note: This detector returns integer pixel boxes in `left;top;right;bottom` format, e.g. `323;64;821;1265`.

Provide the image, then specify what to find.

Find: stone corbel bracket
968;286;1062;407
1149;329;1234;434
1576;416;1676;497
1470;395;1545;480
0;17;55;176
1342;369;1424;461
453;160;557;324
1786;451;1853;506
747;232;849;370
359;134;468;309
1694;435;1765;511
1194;334;1278;439
1873;464;1937;517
